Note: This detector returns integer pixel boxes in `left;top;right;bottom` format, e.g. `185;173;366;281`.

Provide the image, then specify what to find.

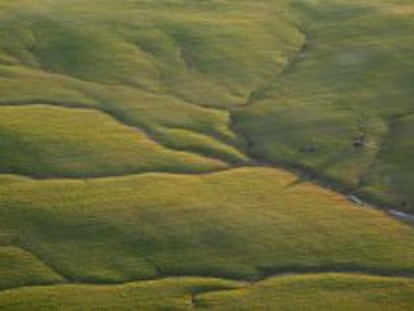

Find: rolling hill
0;0;413;309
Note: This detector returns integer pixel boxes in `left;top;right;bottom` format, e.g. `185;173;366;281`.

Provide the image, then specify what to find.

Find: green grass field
0;0;413;309
0;105;227;177
234;0;414;211
1;274;414;310
1;168;414;304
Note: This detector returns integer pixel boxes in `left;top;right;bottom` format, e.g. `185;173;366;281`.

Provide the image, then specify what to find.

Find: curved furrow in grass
354;112;414;213
163;92;246;150
2;267;414;294
0;104;230;178
0;168;245;181
12;244;69;284
1;160;413;227
1;167;414;286
0;62;244;150
0;100;244;167
76;80;245;152
8;242;165;289
226;20;311;170
1;267;414;295
153;126;249;165
0;99;96;110
238;26;309;109
0;102;233;164
1;273;414;310
0;0;305;170
0;245;65;291
228;0;414;215
0;53;244;145
355;110;414;185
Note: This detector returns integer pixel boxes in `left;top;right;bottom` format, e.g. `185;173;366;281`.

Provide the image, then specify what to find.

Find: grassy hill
0;0;413;309
0;105;228;177
0;274;414;310
0;0;412;209
1;168;414;301
234;0;414;211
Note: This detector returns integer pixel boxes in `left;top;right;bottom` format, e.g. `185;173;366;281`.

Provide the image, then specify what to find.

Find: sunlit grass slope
1;168;414;284
0;105;226;177
0;274;413;310
0;0;302;162
0;0;413;308
198;273;414;311
0;0;302;105
2;0;410;210
234;0;414;210
0;277;240;310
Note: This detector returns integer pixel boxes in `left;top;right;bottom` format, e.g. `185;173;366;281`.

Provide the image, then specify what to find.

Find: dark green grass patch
234;0;414;210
